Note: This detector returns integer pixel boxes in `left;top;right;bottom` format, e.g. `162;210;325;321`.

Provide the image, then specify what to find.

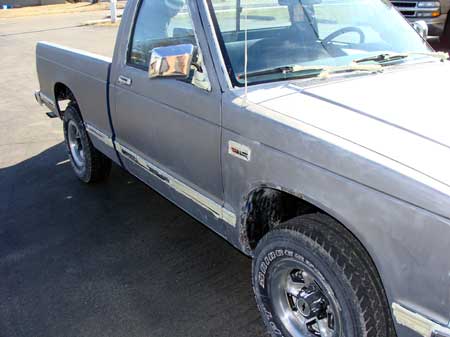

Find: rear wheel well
54;83;77;118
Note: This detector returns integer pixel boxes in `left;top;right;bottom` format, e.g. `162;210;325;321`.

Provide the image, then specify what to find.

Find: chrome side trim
35;90;56;108
221;208;237;227
85;123;114;148
34;90;43;105
392;303;450;337
115;142;236;227
40;93;55;108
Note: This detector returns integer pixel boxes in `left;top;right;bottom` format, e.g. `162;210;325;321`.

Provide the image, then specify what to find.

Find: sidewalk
0;1;126;19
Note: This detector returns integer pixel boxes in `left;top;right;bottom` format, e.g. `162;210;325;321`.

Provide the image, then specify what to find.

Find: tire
252;213;395;337
63;104;111;183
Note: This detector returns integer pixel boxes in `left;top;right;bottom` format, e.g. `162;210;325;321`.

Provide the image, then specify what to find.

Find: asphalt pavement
0;11;267;337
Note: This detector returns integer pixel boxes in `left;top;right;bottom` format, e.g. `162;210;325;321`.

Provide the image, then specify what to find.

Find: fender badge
228;141;251;162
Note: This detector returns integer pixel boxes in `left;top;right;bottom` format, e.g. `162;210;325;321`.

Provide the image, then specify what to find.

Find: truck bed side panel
36;42;119;163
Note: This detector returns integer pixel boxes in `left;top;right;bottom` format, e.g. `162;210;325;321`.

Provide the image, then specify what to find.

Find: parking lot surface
0;11;267;337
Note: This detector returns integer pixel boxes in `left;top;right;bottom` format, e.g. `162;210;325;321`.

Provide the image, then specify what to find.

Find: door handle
118;75;132;86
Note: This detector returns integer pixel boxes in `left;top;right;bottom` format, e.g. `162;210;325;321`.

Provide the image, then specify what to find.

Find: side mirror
412;20;428;39
149;44;194;79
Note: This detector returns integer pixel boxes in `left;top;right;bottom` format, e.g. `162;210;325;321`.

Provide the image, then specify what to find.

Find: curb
81;15;122;26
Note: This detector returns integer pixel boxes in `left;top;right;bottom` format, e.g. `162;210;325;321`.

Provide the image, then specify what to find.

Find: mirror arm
191;62;203;73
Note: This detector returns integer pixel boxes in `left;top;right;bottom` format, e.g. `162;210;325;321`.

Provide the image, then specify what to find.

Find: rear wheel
63;104;111;183
252;213;395;337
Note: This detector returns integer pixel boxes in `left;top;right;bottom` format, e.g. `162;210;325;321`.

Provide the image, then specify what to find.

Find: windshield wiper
354;51;449;64
238;63;383;80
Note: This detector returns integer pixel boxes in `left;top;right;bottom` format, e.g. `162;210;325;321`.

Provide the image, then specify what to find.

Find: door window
129;0;196;68
128;0;210;90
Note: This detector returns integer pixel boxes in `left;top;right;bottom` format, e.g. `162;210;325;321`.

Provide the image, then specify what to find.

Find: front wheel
252;213;395;337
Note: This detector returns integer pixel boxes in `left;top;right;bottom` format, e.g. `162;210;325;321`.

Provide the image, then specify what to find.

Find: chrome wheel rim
67;120;85;170
269;259;341;337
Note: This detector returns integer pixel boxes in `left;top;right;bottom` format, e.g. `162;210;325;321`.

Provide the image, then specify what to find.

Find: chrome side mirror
412;20;428;39
149;44;194;79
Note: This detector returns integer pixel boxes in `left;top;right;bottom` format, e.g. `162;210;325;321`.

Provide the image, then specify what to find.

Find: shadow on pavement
0;143;266;337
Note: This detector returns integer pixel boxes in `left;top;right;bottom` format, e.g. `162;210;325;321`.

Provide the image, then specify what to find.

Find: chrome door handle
118;75;132;86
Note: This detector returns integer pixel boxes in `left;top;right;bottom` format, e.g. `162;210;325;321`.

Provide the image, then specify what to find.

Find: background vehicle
35;0;450;336
392;0;450;43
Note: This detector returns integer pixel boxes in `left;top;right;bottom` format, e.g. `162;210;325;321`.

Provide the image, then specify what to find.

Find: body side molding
85;123;114;148
115;142;236;227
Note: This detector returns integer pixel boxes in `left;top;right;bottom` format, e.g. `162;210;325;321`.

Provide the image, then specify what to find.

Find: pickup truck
391;0;450;42
35;0;450;336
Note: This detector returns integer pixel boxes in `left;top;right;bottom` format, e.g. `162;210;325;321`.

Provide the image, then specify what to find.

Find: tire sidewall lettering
256;248;298;337
258;249;298;290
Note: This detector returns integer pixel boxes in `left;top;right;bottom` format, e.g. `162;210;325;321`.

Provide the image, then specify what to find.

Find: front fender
221;130;450;336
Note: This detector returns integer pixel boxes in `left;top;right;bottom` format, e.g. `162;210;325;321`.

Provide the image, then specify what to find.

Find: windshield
207;0;433;85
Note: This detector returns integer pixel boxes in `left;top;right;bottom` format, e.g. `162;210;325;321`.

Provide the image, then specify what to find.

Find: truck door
110;0;226;229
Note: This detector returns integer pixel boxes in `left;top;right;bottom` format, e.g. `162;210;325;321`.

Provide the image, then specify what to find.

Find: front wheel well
242;187;320;251
242;187;375;260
